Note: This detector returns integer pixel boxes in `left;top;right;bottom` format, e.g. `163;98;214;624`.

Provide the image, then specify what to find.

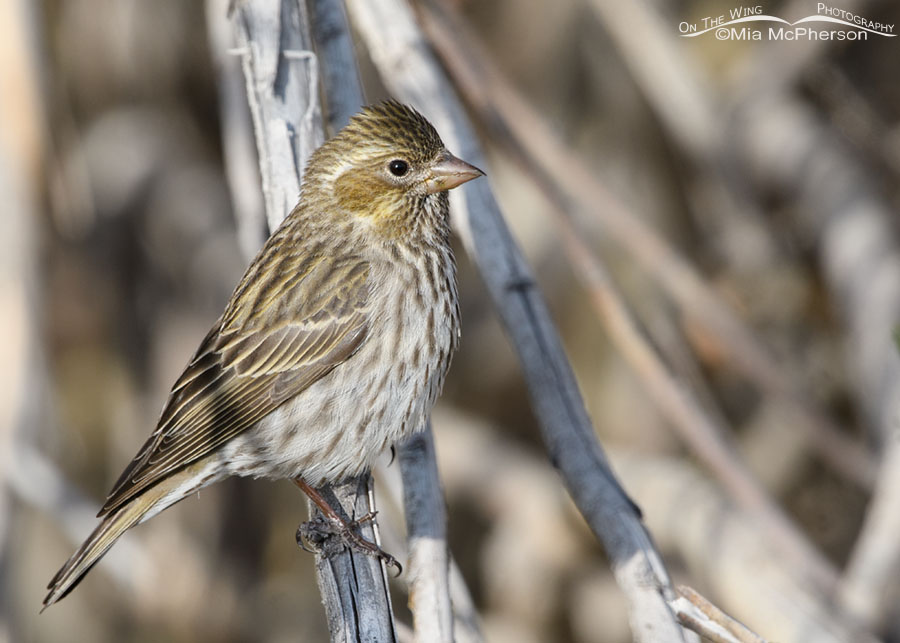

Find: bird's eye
388;159;409;177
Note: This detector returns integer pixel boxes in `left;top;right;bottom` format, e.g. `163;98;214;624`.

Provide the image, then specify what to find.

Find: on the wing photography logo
678;3;895;41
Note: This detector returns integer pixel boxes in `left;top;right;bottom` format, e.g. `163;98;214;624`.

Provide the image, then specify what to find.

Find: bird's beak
424;151;485;194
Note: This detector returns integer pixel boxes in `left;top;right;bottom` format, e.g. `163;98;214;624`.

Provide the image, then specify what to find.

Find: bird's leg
293;477;402;575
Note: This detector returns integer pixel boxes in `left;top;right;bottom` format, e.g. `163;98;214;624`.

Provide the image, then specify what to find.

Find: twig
375;443;484;643
309;0;364;135
312;476;398;642
431;409;772;642
673;586;768;643
399;428;454;643
232;0;323;232
447;558;484;643
563;0;900;629
227;1;395;639
344;0;687;640
417;0;874;492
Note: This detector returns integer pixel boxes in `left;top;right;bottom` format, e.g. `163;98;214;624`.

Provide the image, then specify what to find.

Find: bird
43;101;483;609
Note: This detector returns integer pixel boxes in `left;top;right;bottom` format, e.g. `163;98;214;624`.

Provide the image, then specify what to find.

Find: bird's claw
296;512;402;576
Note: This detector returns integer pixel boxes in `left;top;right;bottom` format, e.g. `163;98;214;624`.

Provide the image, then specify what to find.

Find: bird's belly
221;288;457;484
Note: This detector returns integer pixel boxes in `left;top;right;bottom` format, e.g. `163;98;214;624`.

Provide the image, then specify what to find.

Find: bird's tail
42;494;151;609
42;460;221;610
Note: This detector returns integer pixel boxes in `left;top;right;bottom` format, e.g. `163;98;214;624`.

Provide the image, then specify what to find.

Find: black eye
388;159;409;177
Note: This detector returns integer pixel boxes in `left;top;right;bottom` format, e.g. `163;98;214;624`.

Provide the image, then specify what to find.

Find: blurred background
3;0;900;641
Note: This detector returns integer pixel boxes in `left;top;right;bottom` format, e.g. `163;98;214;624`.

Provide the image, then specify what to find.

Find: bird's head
304;102;483;238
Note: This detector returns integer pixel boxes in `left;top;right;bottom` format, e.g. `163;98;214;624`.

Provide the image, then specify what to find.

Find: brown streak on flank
374;368;391;398
316;396;336;421
280;422;300;450
364;372;379;398
355;411;373;438
391;292;405;356
321;428;343;461
426;308;435;339
428;256;447;301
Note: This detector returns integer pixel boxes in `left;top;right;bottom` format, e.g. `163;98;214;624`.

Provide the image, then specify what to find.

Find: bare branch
672;586;768;643
310;476;398;642
232;0;322;232
447;558;484;643
309;0;364;134
399;428;454;643
554;0;899;629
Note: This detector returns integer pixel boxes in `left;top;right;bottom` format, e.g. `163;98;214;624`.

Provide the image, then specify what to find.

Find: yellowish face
308;103;482;238
333;147;433;202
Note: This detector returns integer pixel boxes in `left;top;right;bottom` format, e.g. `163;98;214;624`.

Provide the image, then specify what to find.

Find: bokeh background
3;0;900;641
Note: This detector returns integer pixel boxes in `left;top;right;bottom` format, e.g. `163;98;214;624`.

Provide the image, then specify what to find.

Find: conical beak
424;151;485;194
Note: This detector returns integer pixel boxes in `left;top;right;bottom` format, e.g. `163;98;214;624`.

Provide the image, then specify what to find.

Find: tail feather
43;493;154;609
42;459;221;610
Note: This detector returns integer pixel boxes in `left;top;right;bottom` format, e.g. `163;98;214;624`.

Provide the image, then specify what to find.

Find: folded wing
99;253;370;516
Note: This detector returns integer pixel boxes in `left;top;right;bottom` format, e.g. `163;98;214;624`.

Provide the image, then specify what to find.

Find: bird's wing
99;253;371;516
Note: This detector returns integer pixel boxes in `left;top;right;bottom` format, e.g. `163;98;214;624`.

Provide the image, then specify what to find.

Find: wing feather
99;253;370;516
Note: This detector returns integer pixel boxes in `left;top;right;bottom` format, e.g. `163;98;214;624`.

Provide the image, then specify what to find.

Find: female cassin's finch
44;102;483;608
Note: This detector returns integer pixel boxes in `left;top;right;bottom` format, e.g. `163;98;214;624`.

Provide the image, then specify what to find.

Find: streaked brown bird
44;101;483;608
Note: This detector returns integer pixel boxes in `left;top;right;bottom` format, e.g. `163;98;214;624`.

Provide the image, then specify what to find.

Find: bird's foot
296;512;402;576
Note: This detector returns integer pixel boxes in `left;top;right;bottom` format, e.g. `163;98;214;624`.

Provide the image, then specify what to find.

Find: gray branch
309;0;364;133
233;0;322;232
399;428;454;642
